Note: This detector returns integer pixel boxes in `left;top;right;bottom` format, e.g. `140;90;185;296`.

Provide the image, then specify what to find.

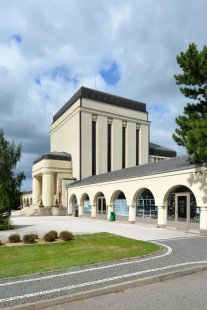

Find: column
42;172;54;207
128;205;136;223
91;205;96;218
67;193;73;215
107;205;113;220
79;204;83;216
32;176;41;204
200;207;207;235
157;206;167;227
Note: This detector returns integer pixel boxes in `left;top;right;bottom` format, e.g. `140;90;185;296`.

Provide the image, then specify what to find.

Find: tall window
107;120;112;172
136;125;140;166
122;122;126;169
92;117;97;175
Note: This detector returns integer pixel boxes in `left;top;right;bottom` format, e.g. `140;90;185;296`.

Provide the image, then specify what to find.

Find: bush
0;217;11;230
59;231;74;241
8;234;21;243
44;232;56;242
30;233;38;239
0;240;5;246
48;230;58;239
23;234;36;244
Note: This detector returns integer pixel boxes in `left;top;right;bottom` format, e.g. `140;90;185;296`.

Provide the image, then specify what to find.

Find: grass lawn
0;232;160;279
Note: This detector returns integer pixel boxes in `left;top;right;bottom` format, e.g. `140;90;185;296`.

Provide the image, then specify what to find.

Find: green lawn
0;232;160;278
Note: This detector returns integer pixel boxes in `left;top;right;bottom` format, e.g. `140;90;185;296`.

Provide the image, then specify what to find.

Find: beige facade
50;93;150;180
23;87;178;218
66;158;207;234
32;153;73;208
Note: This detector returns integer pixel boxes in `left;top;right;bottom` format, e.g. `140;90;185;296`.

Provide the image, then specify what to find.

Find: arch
30;198;33;205
69;193;78;214
132;187;156;205
93;192;105;206
93;192;107;216
110;190;128;217
80;193;91;214
164;185;199;224
134;188;157;219
110;190;127;205
163;184;197;207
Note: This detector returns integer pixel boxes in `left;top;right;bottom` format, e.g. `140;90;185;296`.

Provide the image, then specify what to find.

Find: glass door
175;193;190;231
97;197;106;215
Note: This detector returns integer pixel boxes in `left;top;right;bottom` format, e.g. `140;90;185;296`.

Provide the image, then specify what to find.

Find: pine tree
173;43;207;163
0;130;25;230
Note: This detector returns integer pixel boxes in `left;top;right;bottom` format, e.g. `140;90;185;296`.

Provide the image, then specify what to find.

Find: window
136;125;140;166
115;200;128;216
122;123;126;169
107;122;112;172
92;117;96;175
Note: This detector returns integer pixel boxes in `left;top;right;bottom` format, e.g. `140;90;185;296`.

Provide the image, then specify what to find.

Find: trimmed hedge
23;234;36;244
59;231;74;241
48;230;58;239
44;232;56;242
8;234;21;243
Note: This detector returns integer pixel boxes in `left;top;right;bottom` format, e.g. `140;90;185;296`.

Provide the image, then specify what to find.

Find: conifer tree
173;43;207;163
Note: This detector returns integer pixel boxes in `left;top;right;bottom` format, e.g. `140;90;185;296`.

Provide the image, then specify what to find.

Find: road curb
5;265;207;310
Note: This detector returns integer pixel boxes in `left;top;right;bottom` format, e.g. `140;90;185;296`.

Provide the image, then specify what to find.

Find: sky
0;0;206;190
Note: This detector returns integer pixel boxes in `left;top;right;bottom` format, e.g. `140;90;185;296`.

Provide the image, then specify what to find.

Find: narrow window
136;125;140;166
122;124;126;169
92;119;96;175
107;122;112;172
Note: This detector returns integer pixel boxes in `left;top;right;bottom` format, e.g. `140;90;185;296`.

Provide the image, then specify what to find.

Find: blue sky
0;0;206;190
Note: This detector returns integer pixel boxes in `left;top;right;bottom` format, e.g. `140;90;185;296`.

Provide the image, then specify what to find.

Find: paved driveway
0;212;199;242
0;214;207;308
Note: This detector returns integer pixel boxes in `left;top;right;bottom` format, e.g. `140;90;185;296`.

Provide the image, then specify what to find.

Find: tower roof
53;86;147;123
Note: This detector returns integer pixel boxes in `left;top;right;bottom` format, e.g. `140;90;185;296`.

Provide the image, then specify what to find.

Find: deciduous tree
0;129;25;230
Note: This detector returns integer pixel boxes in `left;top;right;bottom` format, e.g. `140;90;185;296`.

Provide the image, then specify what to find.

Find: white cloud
0;0;206;189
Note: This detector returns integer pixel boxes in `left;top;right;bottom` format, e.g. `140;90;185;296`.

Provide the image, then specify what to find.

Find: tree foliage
173;43;207;163
0;129;25;229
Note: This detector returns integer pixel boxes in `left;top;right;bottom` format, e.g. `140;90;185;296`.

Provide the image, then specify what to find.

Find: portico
67;156;207;234
32;152;73;208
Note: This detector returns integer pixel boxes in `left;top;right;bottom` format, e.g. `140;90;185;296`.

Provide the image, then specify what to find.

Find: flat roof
67;156;198;188
34;152;71;164
149;142;176;157
53;86;147;123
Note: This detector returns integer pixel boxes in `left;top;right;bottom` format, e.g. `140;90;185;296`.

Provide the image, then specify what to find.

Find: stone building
21;86;207;234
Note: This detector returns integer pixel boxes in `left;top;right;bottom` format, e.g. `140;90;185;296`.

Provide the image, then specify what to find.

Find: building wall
67;166;207;228
50;99;80;179
50;97;150;180
80;98;150;179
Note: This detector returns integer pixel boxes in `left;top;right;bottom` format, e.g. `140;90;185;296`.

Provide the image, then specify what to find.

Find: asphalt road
47;270;207;310
0;236;207;308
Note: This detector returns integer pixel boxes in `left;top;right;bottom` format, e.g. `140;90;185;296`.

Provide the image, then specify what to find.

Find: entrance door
175;193;190;231
97;197;106;216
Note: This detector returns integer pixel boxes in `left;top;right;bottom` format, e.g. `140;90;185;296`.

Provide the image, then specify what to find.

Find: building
21;87;207;234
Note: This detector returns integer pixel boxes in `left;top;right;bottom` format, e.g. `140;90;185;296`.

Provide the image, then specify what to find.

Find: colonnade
68;193;207;235
32;172;55;207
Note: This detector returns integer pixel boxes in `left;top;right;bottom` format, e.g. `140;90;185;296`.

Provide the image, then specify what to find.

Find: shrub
44;232;56;242
30;233;38;239
48;230;58;239
0;240;5;246
0;217;11;230
8;234;21;243
59;231;74;241
23;234;36;244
